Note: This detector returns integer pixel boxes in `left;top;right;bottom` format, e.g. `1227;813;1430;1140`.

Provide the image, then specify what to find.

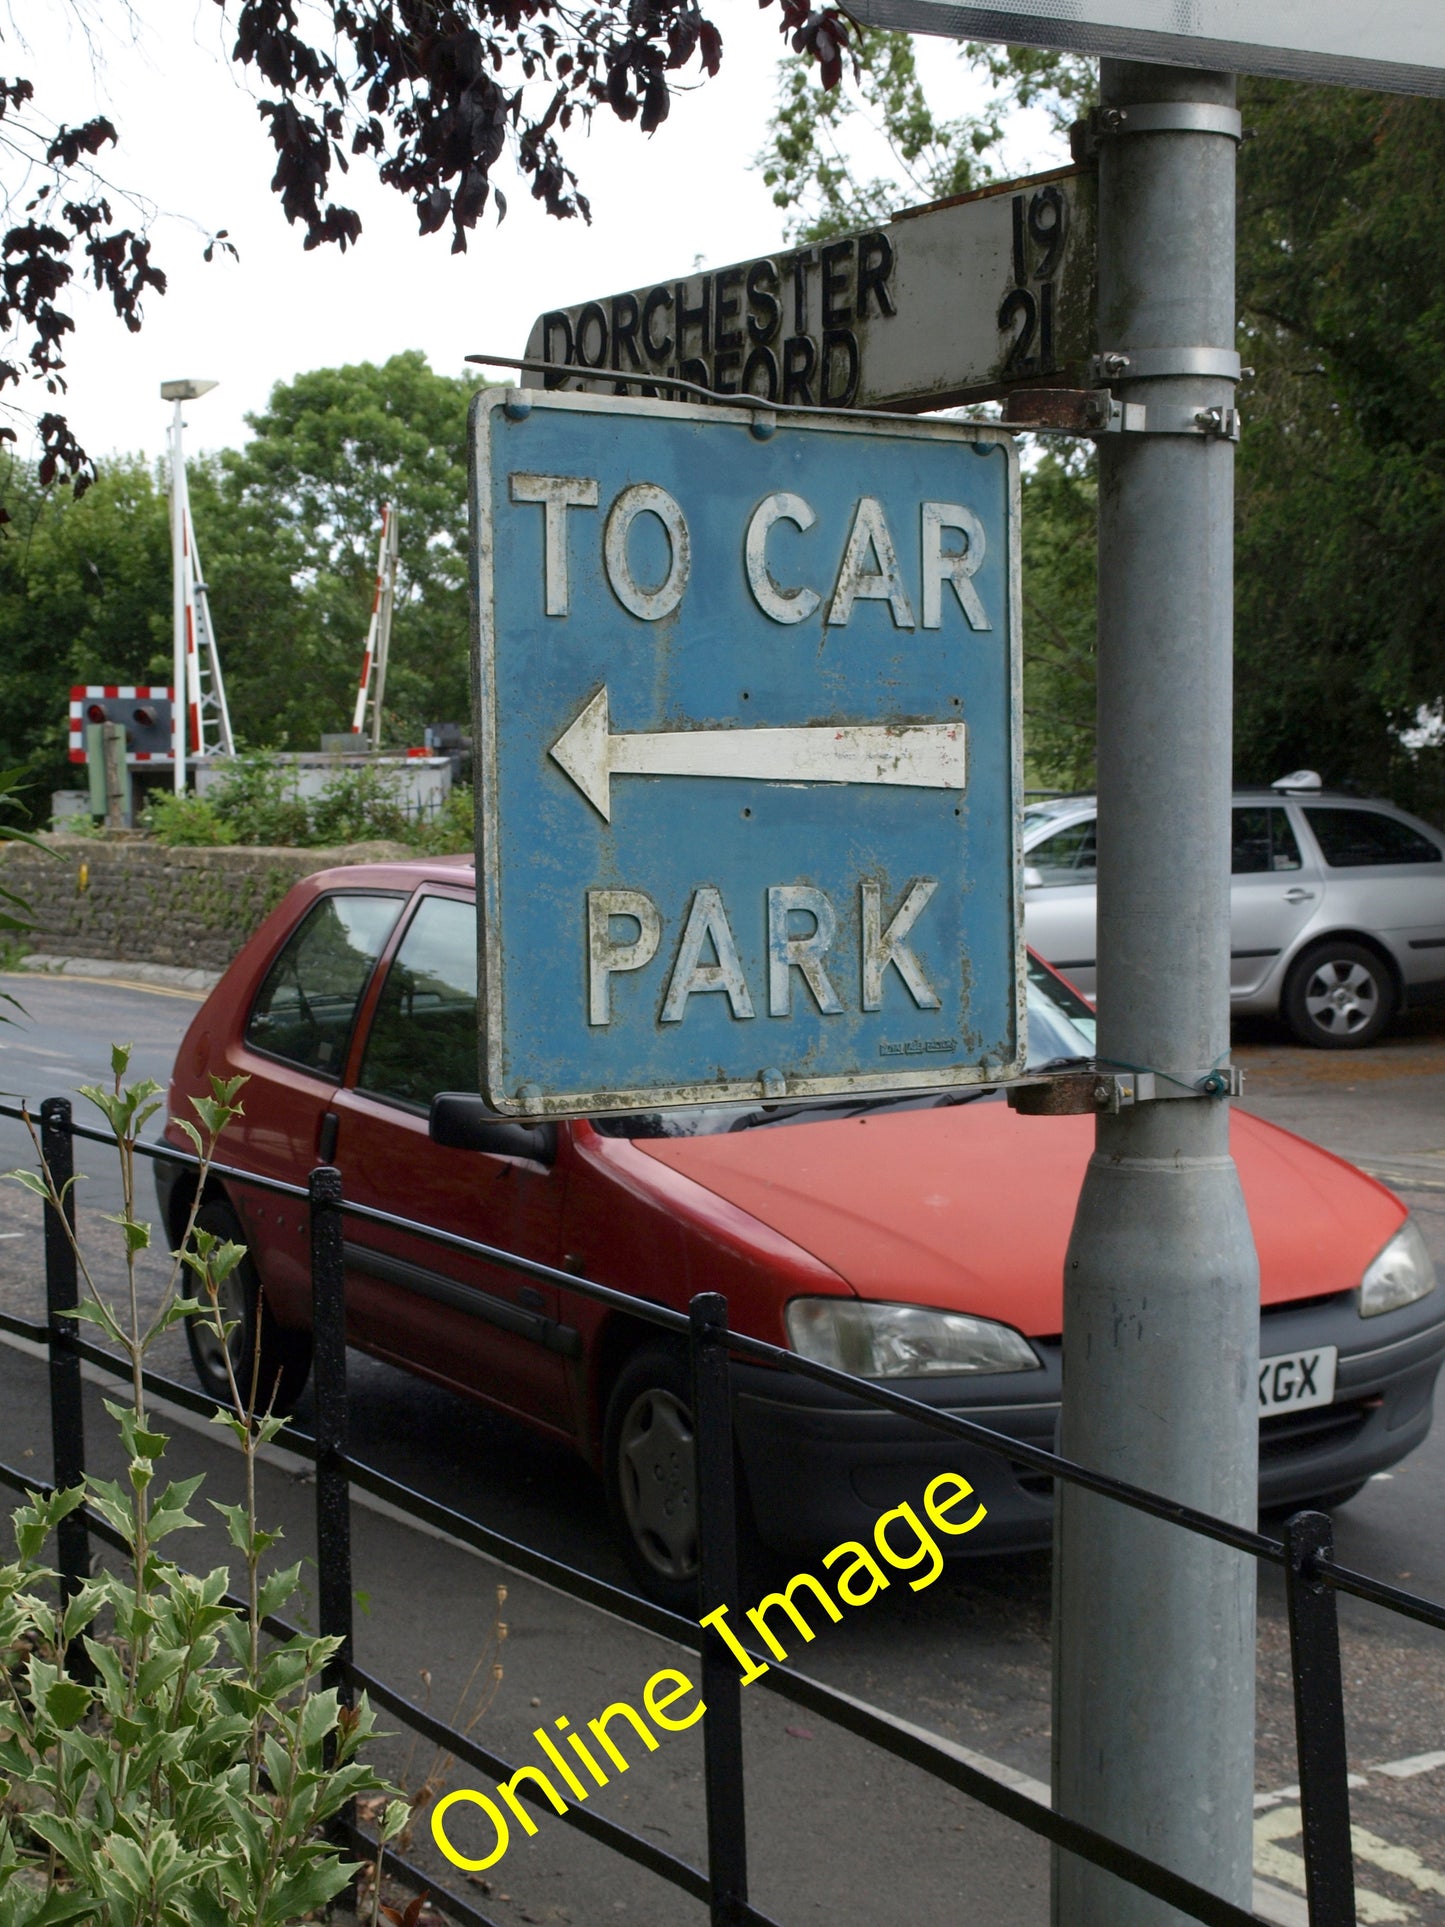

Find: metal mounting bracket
1093;348;1243;384
1073;102;1244;159
1107;399;1242;441
1006;1065;1244;1116
1001;389;1241;442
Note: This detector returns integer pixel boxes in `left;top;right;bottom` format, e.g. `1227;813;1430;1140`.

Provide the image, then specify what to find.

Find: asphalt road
0;972;1441;1923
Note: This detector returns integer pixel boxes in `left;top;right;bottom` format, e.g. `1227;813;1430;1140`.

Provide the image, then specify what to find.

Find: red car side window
356;895;478;1110
245;892;404;1080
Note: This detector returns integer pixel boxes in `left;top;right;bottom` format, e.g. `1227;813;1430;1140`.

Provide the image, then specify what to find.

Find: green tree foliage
206;350;476;751
760;27;998;242
0;457;172;789
1234;83;1445;818
760;41;1445;812
0;353;477;808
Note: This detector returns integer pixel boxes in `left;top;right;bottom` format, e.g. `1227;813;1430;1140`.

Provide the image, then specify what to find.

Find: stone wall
0;837;414;972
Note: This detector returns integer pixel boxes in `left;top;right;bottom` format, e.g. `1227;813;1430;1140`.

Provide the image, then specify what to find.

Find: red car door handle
317;1111;340;1163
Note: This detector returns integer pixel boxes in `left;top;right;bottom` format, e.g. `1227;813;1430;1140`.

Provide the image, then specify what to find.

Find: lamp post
161;379;218;793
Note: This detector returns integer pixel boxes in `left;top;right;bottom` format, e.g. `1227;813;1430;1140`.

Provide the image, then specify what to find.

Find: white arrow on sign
550;686;967;821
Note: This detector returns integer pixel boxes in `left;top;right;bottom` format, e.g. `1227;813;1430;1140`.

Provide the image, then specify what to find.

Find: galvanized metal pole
1052;62;1260;1924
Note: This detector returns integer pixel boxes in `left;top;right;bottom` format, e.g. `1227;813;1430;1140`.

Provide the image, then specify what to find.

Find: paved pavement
0;974;1441;1923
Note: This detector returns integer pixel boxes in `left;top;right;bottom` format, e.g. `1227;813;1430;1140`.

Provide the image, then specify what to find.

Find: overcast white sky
13;0;1065;466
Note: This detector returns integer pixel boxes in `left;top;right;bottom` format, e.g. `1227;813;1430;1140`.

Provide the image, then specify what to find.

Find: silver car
1022;775;1445;1047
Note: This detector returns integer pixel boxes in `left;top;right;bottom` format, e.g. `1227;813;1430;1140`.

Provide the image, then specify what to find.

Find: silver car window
1028;817;1097;884
1231;807;1302;874
1304;808;1442;868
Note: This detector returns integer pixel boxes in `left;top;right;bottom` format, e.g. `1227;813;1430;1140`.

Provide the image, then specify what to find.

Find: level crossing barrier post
1283;1510;1357;1927
1052;60;1261;1924
41;1096;92;1683
689;1292;750;1927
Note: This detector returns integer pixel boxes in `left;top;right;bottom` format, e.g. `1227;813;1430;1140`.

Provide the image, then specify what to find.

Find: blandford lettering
431;1473;986;1874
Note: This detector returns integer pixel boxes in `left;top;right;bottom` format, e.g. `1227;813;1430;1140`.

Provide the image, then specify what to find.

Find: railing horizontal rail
1311;1556;1445;1633
0;1306;47;1345
339;1822;505;1927
352;1664;722;1910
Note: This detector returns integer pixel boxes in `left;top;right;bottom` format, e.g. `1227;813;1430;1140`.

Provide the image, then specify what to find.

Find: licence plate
1258;1346;1337;1415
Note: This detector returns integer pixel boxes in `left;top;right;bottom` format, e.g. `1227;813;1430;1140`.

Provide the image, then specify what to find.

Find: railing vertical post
41;1097;90;1680
1284;1510;1356;1927
690;1292;749;1927
309;1166;353;1719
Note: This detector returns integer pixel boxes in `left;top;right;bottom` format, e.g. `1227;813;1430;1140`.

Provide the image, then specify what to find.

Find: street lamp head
160;379;219;402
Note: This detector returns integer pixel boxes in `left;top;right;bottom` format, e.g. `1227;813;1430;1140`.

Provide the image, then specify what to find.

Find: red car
156;856;1444;1601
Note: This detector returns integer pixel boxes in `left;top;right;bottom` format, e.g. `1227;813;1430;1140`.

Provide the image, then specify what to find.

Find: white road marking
1256;1750;1445;1807
1373;1752;1445;1781
1351;1827;1445;1897
1254;1808;1414;1922
1256;1775;1368;1809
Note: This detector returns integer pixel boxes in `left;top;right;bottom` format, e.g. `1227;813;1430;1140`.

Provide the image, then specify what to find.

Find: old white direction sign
849;0;1445;98
524;167;1095;413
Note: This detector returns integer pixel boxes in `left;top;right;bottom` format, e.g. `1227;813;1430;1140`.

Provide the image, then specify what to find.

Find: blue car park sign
470;387;1023;1118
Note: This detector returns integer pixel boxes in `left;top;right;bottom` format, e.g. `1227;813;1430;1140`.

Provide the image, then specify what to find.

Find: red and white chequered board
68;686;175;765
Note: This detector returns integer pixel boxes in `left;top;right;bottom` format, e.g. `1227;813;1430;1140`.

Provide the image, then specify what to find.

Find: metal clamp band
1007;1066;1244;1116
1001;390;1240;441
1108;400;1242;442
1093;348;1243;384
1087;102;1244;143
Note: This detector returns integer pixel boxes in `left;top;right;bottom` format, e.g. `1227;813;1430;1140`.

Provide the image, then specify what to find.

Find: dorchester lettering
432;1473;987;1875
535;232;896;406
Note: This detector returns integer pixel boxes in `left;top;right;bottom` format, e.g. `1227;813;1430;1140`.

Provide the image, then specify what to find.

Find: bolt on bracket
1006;1065;1244;1115
1072;102;1244;160
1002;389;1241;442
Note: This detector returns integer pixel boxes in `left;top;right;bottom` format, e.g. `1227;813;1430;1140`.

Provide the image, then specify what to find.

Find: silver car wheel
616;1385;698;1582
1302;959;1380;1038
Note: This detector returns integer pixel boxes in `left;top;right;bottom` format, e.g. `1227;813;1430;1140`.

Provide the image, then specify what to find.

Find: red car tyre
603;1345;701;1610
183;1199;313;1417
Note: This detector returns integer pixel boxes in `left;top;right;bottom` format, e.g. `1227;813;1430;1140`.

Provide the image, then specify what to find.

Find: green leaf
99;1210;151;1254
146;1474;206;1541
379;1796;411;1842
19;1894;105;1927
256;1562;303;1622
208;1502;251;1556
135;1649;185;1701
109;1042;132;1080
298;1685;340;1754
83;1476;137;1545
264;1855;354;1924
41;1677;92;1730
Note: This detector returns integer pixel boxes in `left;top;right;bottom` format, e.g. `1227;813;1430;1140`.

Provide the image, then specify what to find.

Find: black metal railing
1;1094;1441;1927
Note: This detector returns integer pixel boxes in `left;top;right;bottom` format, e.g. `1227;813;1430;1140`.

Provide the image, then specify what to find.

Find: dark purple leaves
7;0;856;512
